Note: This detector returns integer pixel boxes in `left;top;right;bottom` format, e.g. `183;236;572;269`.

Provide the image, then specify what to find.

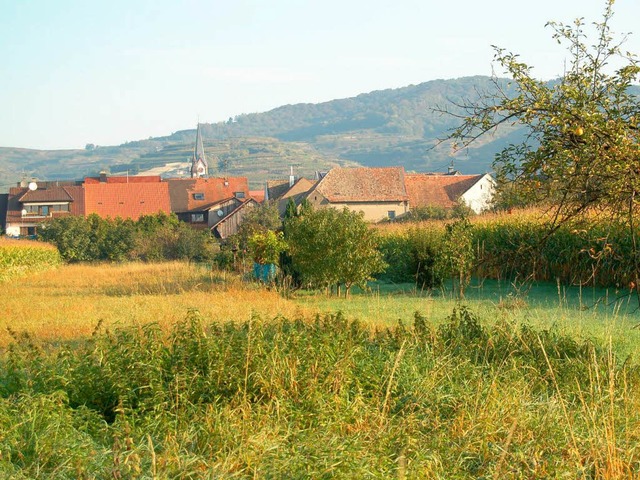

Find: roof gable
405;174;485;209
265;180;291;201
167;177;249;213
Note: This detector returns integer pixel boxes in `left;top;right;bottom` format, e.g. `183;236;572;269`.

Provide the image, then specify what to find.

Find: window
191;213;205;223
23;204;69;216
387;210;396;220
193;193;205;200
234;191;245;199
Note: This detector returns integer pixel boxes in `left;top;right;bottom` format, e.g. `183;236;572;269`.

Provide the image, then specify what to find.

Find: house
210;198;259;240
305;166;409;222
84;174;171;220
4;182;85;237
404;173;495;214
167;177;251;229
265;175;316;217
0;193;8;234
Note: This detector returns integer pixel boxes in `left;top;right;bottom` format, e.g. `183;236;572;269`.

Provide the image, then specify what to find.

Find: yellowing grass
373;207;553;235
0;237;61;282
0;262;306;346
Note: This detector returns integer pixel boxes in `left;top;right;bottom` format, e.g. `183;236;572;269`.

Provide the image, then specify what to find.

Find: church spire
191;123;208;178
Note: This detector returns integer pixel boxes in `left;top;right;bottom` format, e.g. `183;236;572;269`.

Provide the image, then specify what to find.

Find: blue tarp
253;263;277;282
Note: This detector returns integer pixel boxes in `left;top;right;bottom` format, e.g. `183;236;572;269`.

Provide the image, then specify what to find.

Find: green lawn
294;278;640;360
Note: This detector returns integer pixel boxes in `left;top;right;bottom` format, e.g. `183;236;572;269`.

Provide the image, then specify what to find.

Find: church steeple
190;123;208;178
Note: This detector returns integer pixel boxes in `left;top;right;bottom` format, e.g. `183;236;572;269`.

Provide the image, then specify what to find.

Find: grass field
0;262;304;346
2;262;640;478
3;262;640;356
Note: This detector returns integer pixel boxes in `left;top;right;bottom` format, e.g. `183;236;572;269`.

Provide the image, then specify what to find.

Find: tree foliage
449;1;640;224
447;1;640;293
39;213;216;263
285;207;386;296
229;202;281;252
248;230;287;265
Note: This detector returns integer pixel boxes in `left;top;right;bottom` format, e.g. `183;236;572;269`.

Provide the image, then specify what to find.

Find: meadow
2;260;640;478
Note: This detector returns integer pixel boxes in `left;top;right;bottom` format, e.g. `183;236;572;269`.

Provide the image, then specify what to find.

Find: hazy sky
2;0;640;150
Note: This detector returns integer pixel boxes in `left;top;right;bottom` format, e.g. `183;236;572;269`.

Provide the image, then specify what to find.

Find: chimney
99;171;107;183
289;166;295;188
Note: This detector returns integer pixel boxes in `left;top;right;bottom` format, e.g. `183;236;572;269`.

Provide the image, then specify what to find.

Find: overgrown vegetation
0;306;638;478
378;212;640;290
0;238;61;281
447;1;640;295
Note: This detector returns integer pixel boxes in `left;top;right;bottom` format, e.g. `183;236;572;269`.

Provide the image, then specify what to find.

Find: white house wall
460;174;496;213
5;224;20;237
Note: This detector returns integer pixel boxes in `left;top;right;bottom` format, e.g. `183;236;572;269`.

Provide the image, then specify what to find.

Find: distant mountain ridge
0;76;520;192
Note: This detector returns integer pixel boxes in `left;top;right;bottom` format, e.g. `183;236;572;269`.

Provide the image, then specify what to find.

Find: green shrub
39;213;216;263
378;226;446;288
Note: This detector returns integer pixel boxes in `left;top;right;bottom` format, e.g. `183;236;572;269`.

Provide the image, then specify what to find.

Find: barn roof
312;167;408;203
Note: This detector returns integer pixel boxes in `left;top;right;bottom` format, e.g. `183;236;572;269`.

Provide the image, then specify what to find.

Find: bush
378;226;446;288
39;213;217;263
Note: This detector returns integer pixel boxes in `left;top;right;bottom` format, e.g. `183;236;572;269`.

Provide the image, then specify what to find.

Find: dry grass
0;262;306;346
0;237;58;250
373;207;552;235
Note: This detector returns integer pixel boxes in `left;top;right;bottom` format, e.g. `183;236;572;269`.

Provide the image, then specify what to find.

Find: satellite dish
21;209;27;216
28;182;38;191
217;209;224;217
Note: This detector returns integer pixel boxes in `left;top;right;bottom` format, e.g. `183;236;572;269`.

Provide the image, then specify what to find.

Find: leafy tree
100;217;136;261
286;207;386;296
41;212;215;263
439;218;475;298
248;230;287;265
229;201;281;252
39;215;99;262
284;198;298;220
446;1;640;288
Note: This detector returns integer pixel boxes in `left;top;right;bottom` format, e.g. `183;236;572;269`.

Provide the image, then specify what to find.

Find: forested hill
1;76;521;191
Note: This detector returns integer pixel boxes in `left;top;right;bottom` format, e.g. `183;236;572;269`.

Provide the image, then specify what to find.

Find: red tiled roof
249;190;265;203
314;167;408;202
84;175;162;184
405;174;483;209
84;182;170;220
167;177;250;213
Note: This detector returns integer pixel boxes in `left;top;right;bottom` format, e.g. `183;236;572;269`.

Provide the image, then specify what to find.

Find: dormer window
234;192;245;199
193;193;205;200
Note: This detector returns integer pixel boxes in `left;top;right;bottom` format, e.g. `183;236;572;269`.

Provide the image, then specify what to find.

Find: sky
2;0;640;150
